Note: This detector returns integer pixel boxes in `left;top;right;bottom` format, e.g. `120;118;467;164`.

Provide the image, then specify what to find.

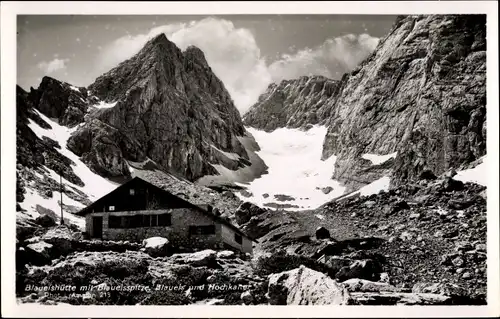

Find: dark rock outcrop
315;226;331;240
16;86;84;186
28;77;89;127
243;76;341;131
234;201;267;225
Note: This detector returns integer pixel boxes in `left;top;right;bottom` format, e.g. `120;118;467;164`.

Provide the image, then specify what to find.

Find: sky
17;15;397;113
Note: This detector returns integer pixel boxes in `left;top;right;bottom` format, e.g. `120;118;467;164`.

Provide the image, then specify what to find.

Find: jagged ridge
242;75;341;132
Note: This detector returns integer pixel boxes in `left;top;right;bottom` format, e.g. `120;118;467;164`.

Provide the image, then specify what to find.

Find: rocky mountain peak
68;34;265;182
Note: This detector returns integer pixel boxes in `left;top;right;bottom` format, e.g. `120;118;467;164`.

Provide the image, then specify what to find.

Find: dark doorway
92;216;103;239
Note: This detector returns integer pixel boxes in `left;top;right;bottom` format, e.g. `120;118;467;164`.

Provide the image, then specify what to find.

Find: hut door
92;216;103;239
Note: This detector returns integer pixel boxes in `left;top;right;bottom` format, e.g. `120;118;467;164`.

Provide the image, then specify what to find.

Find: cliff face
65;34;263;181
242;76;342;132
320;15;486;189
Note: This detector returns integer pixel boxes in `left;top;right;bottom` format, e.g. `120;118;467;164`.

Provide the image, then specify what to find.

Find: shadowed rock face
242;75;342;132
320;15;486;188
66;34;257;181
27;77;90;128
16;85;85;187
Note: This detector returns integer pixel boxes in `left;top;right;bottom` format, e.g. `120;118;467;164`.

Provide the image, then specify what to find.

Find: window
158;213;171;226
234;233;242;245
142;215;151;227
189;225;216;236
132;215;142;227
108;213;171;229
122;216;136;228
109;206;115;211
129;189;135;195
109;215;122;229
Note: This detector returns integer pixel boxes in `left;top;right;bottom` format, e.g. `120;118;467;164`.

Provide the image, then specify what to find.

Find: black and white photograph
1;1;499;317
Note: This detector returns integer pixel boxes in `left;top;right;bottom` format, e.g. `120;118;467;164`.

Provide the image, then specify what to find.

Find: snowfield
23;110;119;227
453;155;487;187
235;126;345;211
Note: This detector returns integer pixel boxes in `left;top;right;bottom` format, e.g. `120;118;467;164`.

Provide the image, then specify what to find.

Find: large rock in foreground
267;265;353;305
142;237;170;257
40;226;76;255
170;249;218;267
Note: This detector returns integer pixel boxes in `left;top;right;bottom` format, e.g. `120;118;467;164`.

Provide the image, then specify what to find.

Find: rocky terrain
232;171;487;304
242;75;341;132
16;170;486;305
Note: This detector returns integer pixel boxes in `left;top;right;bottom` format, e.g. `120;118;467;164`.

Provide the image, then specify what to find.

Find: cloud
97;18;379;114
269;33;379;82
37;58;70;74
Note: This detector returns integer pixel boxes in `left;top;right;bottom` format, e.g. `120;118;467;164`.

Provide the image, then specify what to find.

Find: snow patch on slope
453;155;487;186
235;126;345;211
343;176;391;199
23;110;120;227
361;152;397;166
27;110;118;200
94;101;118;109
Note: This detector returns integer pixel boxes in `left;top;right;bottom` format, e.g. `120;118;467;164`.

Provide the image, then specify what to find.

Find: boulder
142;237;170;257
323;256;353;270
235;202;266;225
216;250;235;259
321;186;334;194
25;241;54;266
240;290;254;305
267;265;353;305
342;278;400;293
41;226;75;255
222;190;237;199
475;243;486;252
34;214;57;227
412;282;467;299
399;231;413;241
315;226;330;240
391;199;410;213
379;272;390;284
442;177;464;192
171;249;218;267
335;259;381;282
350;291;452;305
